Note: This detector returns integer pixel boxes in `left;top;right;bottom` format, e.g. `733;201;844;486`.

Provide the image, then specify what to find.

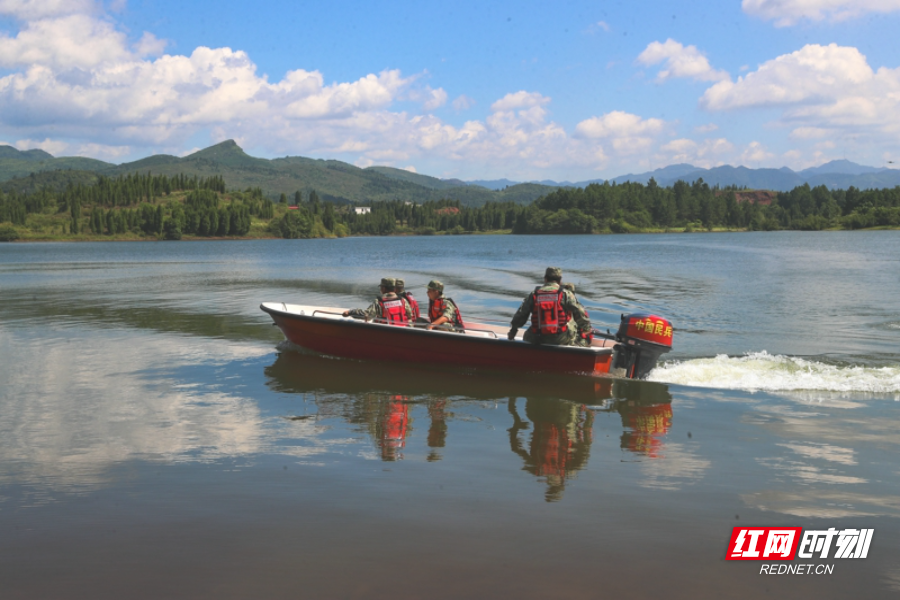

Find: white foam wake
647;351;900;394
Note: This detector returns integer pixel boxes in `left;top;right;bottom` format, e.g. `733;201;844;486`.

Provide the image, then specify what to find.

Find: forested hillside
511;178;900;233
1;170;897;243
0;140;558;208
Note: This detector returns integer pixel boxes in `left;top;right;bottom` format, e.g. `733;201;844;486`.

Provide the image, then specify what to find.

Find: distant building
354;207;371;215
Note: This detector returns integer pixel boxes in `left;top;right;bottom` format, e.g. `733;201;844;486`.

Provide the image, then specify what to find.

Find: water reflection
425;399;449;461
264;348;672;405
508;399;594;502
617;400;673;458
351;394;411;461
264;350;675;500
0;328;277;503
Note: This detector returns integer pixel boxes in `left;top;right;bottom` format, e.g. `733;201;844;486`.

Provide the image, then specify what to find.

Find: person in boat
507;267;592;346
561;282;591;340
424;280;465;332
342;277;414;325
394;278;421;321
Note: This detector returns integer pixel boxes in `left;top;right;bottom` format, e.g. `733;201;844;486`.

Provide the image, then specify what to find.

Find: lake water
1;232;899;599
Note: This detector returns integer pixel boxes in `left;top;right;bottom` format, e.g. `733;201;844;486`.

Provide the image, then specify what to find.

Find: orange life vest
376;297;409;325
530;287;570;335
399;291;420;320
428;296;465;329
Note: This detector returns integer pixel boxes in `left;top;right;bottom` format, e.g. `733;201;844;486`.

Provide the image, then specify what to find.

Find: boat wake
647;351;900;395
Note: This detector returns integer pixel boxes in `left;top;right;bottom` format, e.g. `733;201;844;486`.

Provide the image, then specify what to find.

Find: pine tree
323;202;335;231
70;198;81;234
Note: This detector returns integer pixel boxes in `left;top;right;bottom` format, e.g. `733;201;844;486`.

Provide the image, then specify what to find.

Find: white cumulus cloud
0;14;136;69
701;44;875;111
0;0;97;20
637;39;729;82
658;137;734;166
0;5;732;180
743;0;900;26
408;86;447;111
14;137;67;155
574;111;667;139
741;141;775;164
490;90;550;111
694;39;900;163
573;111;670;158
699;43;900;151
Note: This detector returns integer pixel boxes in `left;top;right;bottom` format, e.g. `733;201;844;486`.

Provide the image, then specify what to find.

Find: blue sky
1;0;899;181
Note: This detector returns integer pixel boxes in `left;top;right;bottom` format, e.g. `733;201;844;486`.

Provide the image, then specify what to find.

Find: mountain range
1;141;898;206
0;140;555;207
472;160;900;191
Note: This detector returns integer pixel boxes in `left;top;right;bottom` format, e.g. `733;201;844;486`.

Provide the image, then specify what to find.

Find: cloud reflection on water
0;328;329;504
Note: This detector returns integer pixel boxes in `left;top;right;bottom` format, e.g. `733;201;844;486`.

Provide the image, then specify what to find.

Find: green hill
0;145;113;181
0;140;558;207
366;165;466;191
0;146;54;161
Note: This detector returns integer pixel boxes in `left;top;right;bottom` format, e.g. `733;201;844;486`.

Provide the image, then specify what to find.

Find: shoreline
4;225;900;243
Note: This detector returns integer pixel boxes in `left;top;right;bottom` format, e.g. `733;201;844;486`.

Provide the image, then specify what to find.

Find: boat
260;302;673;379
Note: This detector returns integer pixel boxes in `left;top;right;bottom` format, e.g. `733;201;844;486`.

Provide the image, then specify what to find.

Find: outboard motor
612;313;674;379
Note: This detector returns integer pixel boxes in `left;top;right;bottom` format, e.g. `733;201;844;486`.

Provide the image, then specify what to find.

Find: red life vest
376;296;409;326
399;291;420;320
428;296;466;329
530;287;570;335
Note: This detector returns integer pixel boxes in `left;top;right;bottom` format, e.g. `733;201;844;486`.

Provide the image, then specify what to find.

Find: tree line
510;178;900;233
0;172;274;238
2;171;900;241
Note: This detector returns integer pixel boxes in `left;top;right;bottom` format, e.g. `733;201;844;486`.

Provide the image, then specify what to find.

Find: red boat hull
261;303;614;376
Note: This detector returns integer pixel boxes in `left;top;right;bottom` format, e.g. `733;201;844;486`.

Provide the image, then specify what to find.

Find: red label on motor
625;315;673;347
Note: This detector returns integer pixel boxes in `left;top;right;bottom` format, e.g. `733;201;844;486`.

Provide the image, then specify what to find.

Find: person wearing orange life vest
424;280;465;332
507;267;592;346
342;277;413;325
394;278;420;321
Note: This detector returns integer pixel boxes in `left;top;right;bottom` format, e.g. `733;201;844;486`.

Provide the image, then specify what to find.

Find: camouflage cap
426;279;444;291
380;277;396;288
545;266;563;279
395;278;405;288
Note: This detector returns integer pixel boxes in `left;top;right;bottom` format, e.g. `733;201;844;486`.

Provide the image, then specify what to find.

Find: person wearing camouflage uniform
342;277;414;324
424;280;465;332
394;278;421;321
508;267;592;347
